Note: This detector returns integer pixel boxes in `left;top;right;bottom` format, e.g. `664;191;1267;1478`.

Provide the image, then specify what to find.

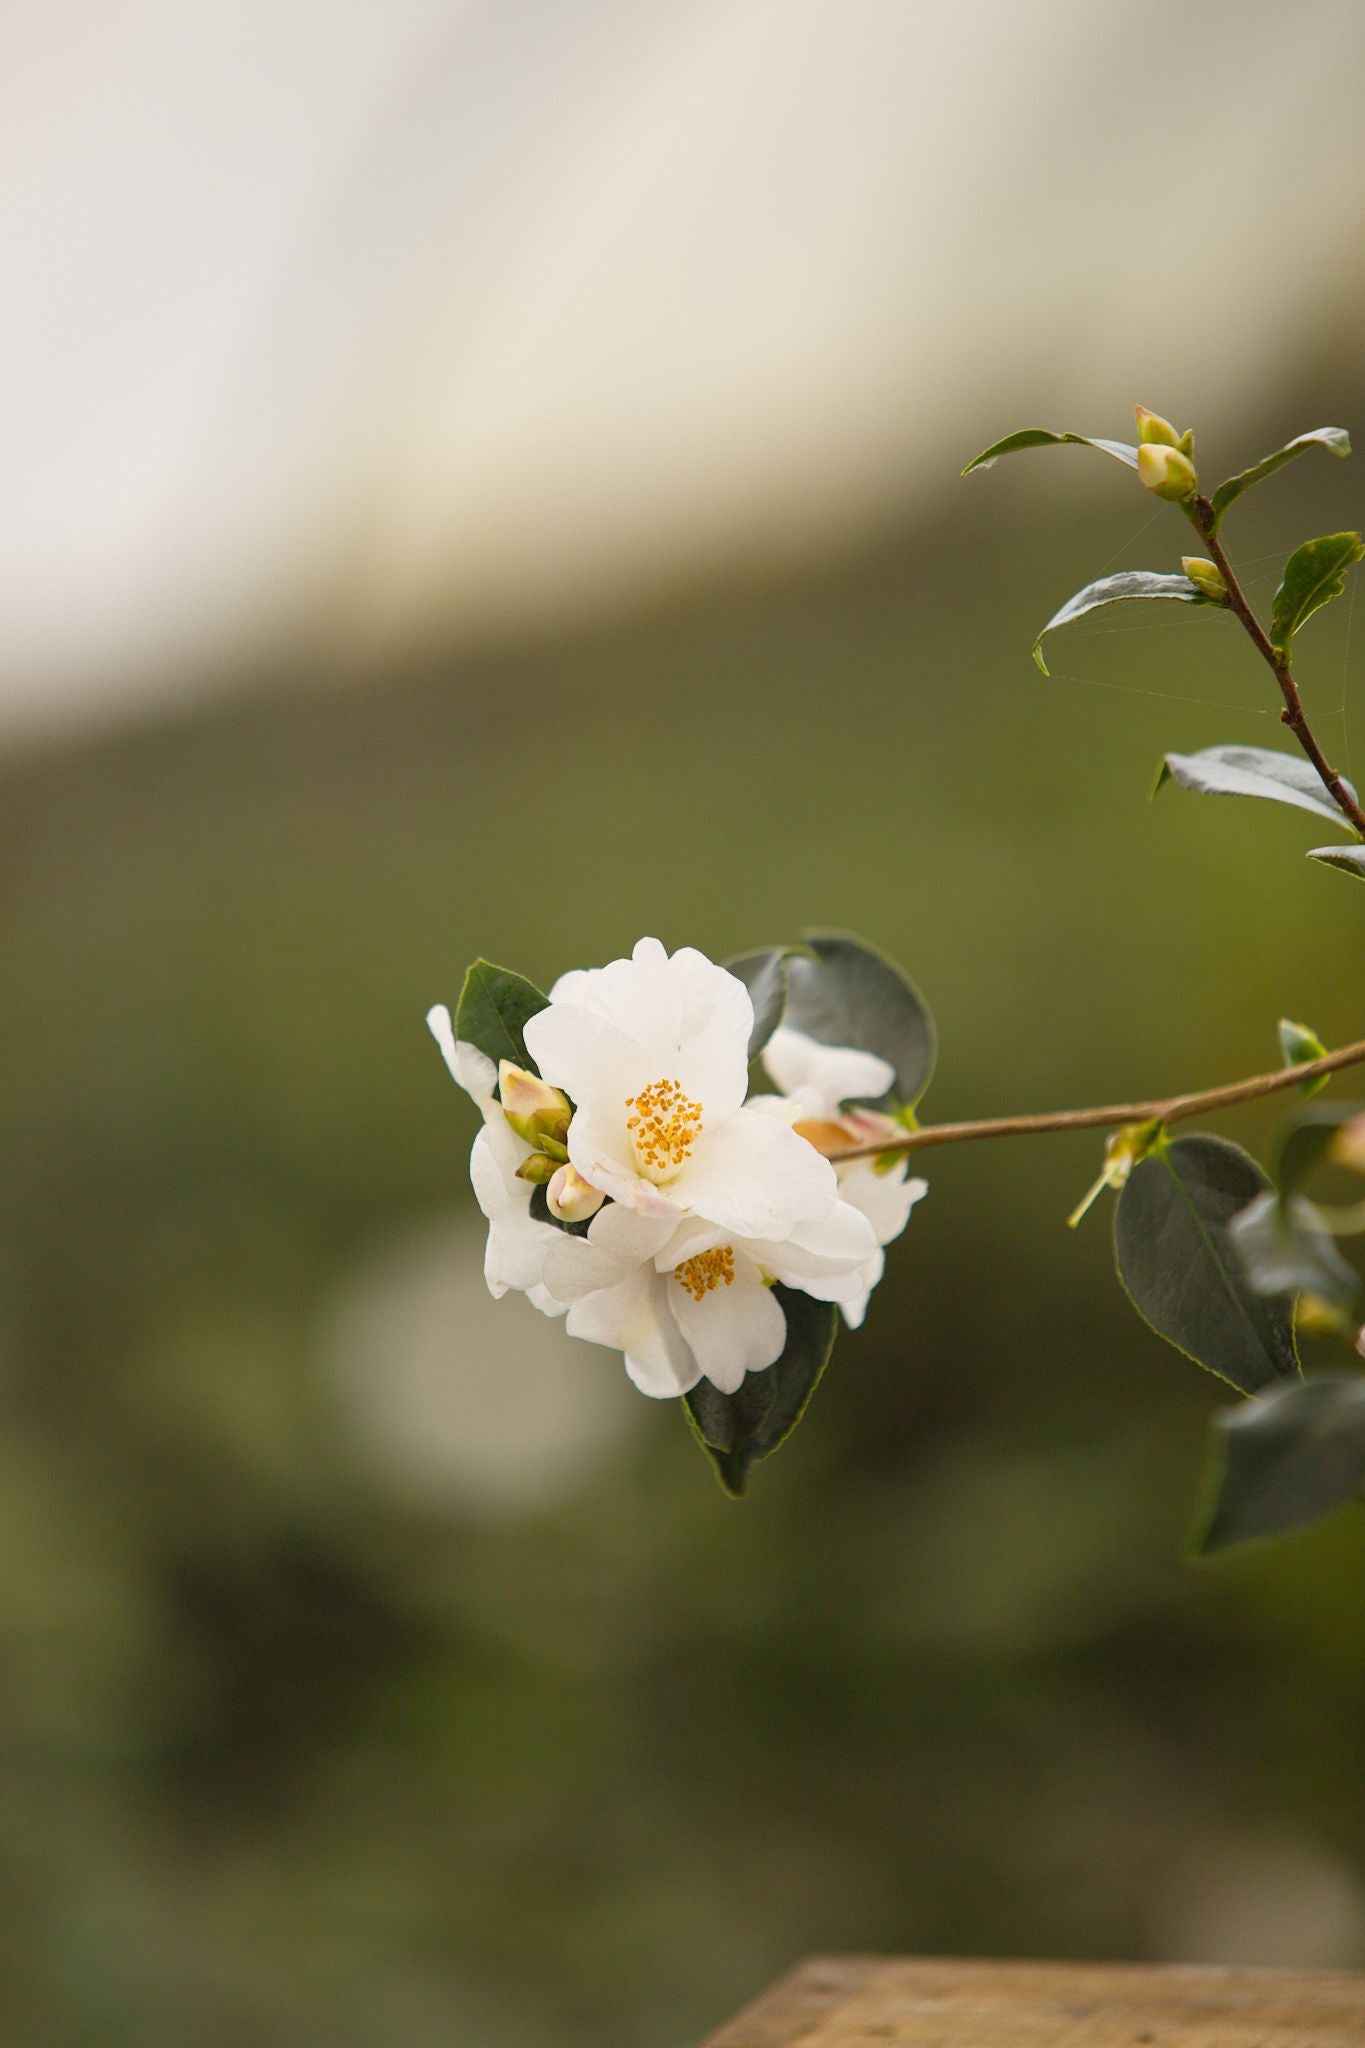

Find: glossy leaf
1308;844;1365;878
1197;1374;1365;1552
1269;532;1363;656
684;1285;838;1497
1207;427;1351;530
1032;571;1211;674
1114;1134;1299;1393
455;959;549;1074
962;429;1138;476
1278;1017;1330;1096
725;946;804;1061
1228;1192;1358;1310
781;931;936;1109
1155;744;1355;827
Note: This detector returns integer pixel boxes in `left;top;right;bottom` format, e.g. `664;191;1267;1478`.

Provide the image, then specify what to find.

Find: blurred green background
5;5;1365;2043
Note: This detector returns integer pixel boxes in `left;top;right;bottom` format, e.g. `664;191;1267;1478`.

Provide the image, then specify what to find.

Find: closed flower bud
498;1060;571;1145
514;1151;557;1186
1137;442;1197;502
1331;1114;1365;1175
546;1162;606;1223
1181;556;1228;602
1134;404;1181;448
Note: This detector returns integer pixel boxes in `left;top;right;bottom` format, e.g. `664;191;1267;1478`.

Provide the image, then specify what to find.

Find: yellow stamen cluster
674;1245;736;1302
625;1077;702;1173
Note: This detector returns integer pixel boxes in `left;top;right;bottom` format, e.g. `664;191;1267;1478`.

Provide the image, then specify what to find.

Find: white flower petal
839;1159;929;1247
678;1109;836;1237
565;1266;699;1397
523;1003;655;1111
468;1127;558;1299
754;1199;878;1302
426;1007;499;1114
542;1204;676;1303
667;1256;787;1394
763;1024;895;1117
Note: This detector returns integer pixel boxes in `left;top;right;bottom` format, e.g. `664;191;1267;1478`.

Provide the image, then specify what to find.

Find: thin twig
832;1037;1365;1161
1193;496;1365;837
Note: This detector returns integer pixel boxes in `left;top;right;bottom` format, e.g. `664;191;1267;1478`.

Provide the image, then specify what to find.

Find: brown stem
831;1036;1365;1161
1193;497;1365;838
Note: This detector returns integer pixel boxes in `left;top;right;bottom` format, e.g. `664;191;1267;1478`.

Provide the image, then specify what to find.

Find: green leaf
1308;844;1365;878
1114;1134;1300;1393
1208;427;1351;530
1279;1017;1330;1096
780;931;936;1109
683;1286;838;1496
725;947;804;1061
1155;744;1355;827
1032;571;1211;675
1269;531;1364;657
454;959;549;1074
1197;1374;1365;1553
962;428;1138;477
1228;1192;1359;1310
1273;1100;1365;1206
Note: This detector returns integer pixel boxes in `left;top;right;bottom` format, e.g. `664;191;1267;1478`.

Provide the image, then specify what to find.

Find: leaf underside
962;428;1138;476
1208;427;1351;529
1032;571;1208;674
1155;744;1357;829
1308;844;1365;877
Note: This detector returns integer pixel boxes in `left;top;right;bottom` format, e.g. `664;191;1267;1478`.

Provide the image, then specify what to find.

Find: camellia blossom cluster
427;937;926;1402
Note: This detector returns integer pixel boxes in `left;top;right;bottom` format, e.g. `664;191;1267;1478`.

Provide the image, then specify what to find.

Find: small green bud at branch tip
1138;442;1198;502
1180;556;1227;602
1134;404;1181;448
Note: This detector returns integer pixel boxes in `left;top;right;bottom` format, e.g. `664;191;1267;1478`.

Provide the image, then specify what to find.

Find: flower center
674;1245;735;1302
625;1077;703;1182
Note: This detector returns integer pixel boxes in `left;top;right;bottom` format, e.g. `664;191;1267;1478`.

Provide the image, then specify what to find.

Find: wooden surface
700;1956;1365;2047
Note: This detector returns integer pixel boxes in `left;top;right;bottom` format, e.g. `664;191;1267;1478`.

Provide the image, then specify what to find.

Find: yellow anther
624;1077;703;1177
674;1245;736;1302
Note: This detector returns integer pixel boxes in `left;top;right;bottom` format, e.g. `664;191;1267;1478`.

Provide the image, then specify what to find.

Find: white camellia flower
522;937;836;1240
426;1004;566;1314
539;1196;877;1398
759;1024;929;1329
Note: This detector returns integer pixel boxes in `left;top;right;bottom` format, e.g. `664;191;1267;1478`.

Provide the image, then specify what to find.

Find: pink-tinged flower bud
1134;405;1181;448
498;1060;571;1145
546;1163;605;1223
1180;556;1227;602
1331;1114;1365;1175
1137;442;1198;502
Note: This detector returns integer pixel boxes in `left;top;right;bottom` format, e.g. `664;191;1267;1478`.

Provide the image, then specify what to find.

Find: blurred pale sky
3;0;1364;742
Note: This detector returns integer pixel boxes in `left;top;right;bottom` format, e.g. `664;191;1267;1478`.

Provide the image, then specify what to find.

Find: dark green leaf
1273;1100;1365;1205
1032;571;1211;675
725;946;804;1061
683;1285;838;1496
1208;427;1351;530
1197;1374;1365;1552
454;959;549;1075
1228;1192;1358;1310
1114;1134;1299;1393
781;931;936;1109
1308;844;1365;878
962;428;1138;477
1278;1016;1329;1096
1269;531;1364;656
1155;744;1355;827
